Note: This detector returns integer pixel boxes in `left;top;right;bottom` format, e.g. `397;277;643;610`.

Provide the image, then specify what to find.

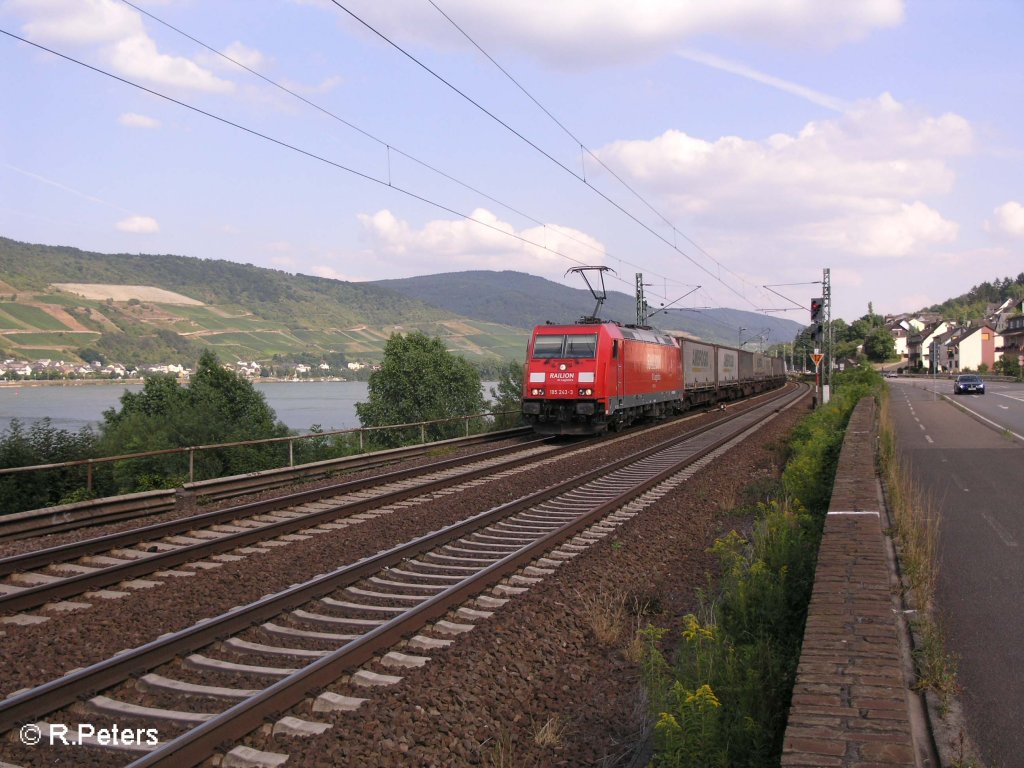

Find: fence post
288;438;294;468
465;417;470;437
359;430;364;452
87;460;93;493
189;447;195;483
420;423;426;444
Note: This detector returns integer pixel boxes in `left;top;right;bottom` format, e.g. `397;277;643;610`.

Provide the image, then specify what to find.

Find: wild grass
878;393;959;714
911;616;959;715
635;366;878;767
635;500;820;767
480;725;518;768
532;715;569;748
576;588;629;647
878;408;941;609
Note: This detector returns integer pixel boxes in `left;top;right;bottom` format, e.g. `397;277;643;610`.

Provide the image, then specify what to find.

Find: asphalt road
901;375;1024;438
887;379;1024;768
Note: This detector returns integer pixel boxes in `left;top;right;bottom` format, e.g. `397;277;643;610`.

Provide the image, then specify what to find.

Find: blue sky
1;0;1022;324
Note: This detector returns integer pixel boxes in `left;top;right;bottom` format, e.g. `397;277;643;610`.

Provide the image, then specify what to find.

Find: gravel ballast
1;391;808;767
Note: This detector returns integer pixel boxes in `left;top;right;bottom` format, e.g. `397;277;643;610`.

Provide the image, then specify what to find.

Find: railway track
0;383;804;768
0;428;535;542
0;436;563;614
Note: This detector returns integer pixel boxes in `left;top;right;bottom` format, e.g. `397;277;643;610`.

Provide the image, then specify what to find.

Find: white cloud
330;0;905;67
109;34;233;93
281;75;344;96
987;201;1024;239
221;41;265;71
799;202;958;257
10;0;233;92
12;0;141;45
357;208;606;277
118;112;160;129
116;215;159;233
595;94;969;258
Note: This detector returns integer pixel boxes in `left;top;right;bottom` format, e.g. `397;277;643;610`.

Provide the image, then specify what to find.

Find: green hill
371;270;804;346
0;237;804;368
0;237;527;367
923;274;1024;321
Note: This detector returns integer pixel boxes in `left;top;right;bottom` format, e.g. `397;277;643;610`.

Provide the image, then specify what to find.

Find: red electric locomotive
521;320;684;435
520;266;786;435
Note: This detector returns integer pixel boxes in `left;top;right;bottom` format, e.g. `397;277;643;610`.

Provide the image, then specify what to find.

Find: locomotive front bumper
522;400;595;416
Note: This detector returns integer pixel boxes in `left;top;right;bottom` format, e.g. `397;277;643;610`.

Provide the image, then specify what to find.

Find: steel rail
0;437;557;612
131;384;806;767
0;384;802;743
0;428;533;541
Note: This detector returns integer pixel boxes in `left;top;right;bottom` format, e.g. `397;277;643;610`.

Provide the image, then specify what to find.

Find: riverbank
0;376;364;388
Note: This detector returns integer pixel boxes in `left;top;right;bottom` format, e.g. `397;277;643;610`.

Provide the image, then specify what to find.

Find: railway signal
810;298;824;345
810;298;823;323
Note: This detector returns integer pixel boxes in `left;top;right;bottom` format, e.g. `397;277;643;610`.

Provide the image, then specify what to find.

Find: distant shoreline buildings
0;357;379;383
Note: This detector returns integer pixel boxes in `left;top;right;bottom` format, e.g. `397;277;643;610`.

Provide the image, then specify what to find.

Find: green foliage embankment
0;420;99;513
0;338;520;515
97;350;292;490
642;367;882;767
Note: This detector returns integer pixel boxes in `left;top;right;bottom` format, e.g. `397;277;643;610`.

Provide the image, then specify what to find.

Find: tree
995;355;1022;379
99;350;290;489
829;318;850;343
862;327;897;362
78;346;106;366
356;332;486;447
849;313;884;342
488;359;524;429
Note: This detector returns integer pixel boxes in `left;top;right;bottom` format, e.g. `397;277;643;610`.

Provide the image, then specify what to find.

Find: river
0;380;503;434
0;382;376;436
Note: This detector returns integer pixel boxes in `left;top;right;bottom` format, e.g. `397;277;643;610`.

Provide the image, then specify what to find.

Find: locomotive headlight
578;387;593;396
530;387;545;396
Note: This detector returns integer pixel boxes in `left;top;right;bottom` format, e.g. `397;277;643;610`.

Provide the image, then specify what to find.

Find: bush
98;350;291;490
0;418;99;515
642;368;882;766
644;501;818;767
488;359;525;430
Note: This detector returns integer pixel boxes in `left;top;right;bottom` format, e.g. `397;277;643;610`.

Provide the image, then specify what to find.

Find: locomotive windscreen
532;333;598;359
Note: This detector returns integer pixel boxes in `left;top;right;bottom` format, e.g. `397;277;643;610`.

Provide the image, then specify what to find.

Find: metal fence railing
0;410;522;495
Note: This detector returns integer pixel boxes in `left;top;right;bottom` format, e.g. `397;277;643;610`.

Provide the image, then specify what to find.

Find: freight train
521;319;786;435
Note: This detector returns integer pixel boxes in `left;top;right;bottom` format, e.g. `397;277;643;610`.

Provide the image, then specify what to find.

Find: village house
906;320;952;372
231;361;262;378
997;307;1024;369
933;324;998;372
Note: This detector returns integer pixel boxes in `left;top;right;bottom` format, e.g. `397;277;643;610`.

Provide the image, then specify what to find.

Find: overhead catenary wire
425;0;771;310
113;0;614;274
6;5;782;327
112;0;707;304
0;28;603;276
326;0;769;313
111;0;706;306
